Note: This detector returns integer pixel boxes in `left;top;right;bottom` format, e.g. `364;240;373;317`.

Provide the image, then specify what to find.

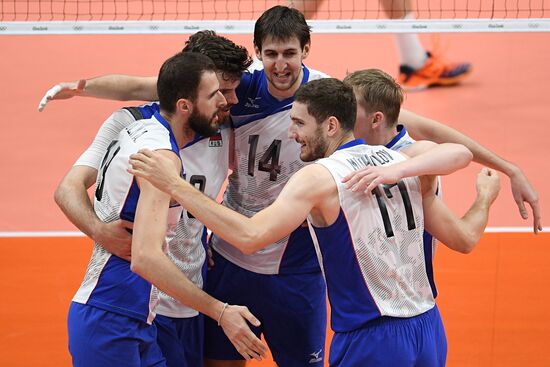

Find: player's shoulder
122;114;172;147
237;69;264;93
304;65;330;82
294;162;334;186
387;124;416;151
110;102;160;122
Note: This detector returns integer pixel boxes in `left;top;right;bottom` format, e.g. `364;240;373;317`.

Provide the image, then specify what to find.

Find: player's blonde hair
344;69;403;127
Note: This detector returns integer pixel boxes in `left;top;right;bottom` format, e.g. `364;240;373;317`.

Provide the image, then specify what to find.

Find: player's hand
37;79;86;112
219;305;267;361
128;149;182;195
475;168;501;206
508;166;542;234
94;219;133;261
342;165;402;194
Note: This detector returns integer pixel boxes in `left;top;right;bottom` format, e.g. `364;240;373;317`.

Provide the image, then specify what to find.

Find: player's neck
365;126;398;147
326;132;356;157
160;110;194;149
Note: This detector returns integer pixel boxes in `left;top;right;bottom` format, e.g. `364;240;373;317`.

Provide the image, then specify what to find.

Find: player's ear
177;98;192;114
254;46;262;61
371;112;385;129
302;42;311;59
326;116;339;137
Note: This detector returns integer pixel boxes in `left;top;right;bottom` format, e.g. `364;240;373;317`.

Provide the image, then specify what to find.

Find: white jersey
75;102;229;318
73;112;182;324
388;124;440;298
211;65;329;275
308;139;435;332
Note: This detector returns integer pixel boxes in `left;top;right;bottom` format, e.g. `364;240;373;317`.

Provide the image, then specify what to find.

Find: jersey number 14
247;135;281;181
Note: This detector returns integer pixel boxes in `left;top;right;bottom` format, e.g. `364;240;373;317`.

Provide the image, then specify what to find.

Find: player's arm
54;166;133;259
38;75;158;111
130;150;267;361
343;140;472;193
54;109;137;258
128;149;328;254
400;108;542;233
420;168;501;253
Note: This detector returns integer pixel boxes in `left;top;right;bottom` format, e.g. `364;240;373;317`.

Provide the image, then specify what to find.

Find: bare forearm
169;180;270;253
399;143;472;178
83;75;158;101
132;177;225;320
132;250;224;320
401;110;516;176
458;196;492;250
54;169;100;238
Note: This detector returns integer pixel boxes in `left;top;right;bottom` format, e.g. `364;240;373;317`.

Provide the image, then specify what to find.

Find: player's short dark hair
182;30;252;81
343;69;403;127
157;52;216;113
295;78;357;132
254;5;311;51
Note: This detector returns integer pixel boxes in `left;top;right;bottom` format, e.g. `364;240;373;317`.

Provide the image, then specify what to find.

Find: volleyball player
127;78;499;366
343;68;501;302
67;52;266;367
56;34;266;366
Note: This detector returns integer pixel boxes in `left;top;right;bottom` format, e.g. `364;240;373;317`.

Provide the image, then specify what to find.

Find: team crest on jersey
208;133;223;147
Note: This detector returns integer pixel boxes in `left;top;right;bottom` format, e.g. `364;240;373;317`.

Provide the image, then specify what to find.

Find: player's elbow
130;249;152;276
454;144;473;169
239;228;269;255
456;242;476;254
53;180;70;208
451;231;478;254
53;185;63;207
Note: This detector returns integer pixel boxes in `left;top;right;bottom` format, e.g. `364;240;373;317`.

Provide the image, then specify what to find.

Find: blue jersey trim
120;178;140;222
153;111;180;154
385;125;408;149
87;255;153;323
423;231;438;298
137;102;160;119
312;208;382;331
337;138;365;151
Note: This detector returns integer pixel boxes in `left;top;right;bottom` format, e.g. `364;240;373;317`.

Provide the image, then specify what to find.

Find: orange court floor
0;28;549;367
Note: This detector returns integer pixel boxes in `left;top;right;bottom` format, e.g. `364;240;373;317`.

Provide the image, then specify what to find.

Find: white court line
0;231;85;238
0;227;546;238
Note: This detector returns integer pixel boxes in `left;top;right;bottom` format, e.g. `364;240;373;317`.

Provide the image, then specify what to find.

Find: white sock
394;13;428;70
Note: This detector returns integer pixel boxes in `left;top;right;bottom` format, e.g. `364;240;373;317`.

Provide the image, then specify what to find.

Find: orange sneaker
398;52;472;91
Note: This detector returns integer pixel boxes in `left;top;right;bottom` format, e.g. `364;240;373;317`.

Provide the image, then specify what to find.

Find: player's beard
300;127;328;162
189;108;220;137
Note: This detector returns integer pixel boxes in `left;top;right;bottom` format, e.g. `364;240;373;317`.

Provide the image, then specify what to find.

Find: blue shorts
329;305;447;367
68;302;166;367
154;314;204;367
204;250;327;366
